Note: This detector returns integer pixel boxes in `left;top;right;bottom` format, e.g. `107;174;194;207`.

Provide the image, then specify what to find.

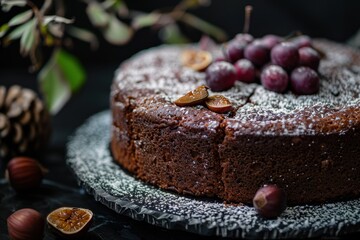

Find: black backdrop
1;0;360;68
1;0;360;170
1;1;360;239
1;0;360;171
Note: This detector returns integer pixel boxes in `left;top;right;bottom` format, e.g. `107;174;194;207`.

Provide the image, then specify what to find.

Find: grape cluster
205;34;321;95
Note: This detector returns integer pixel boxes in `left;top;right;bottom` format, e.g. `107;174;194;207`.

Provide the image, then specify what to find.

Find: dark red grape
244;41;270;66
214;56;227;62
234;59;256;83
253;185;287;219
292;35;312;48
261;65;289;93
298;47;320;70
223;39;246;63
290;67;320;95
235;33;254;43
205;62;237;92
261;34;282;49
271;42;299;70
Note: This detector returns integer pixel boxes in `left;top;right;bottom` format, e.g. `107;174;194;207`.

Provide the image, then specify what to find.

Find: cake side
131;96;225;196
219;130;360;204
110;40;360;204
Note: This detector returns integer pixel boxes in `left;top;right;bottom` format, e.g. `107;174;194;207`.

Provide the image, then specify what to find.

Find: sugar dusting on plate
67;111;360;239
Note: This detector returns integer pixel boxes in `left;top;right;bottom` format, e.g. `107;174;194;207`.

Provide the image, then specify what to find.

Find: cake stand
66;111;360;239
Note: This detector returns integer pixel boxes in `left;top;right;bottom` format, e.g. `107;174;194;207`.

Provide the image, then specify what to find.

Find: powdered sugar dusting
67;111;360;238
113;41;360;136
264;65;287;75
209;81;258;109
231;57;360;135
238;59;253;68
208;61;235;73
115;46;204;98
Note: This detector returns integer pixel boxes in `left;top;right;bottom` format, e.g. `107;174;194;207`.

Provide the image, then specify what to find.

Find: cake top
113;40;360;136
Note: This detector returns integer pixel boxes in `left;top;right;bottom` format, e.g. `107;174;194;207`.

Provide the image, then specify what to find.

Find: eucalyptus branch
169;8;186;20
40;0;53;15
173;0;188;13
0;0;226;114
29;32;41;72
55;0;64;16
25;0;42;23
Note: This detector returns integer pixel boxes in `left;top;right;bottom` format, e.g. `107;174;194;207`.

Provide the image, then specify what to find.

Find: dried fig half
174;85;209;107
205;95;232;113
181;49;212;71
47;207;93;238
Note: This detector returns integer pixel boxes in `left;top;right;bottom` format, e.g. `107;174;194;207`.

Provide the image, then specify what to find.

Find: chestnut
253;184;287;219
7;208;44;240
6;157;44;193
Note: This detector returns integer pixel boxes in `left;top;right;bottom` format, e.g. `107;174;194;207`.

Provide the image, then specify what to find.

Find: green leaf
55;49;86;92
86;2;110;28
8;10;33;27
179;0;210;10
0;24;9;38
1;0;27;12
114;0;128;17
101;0;116;9
20;18;36;56
38;49;86;114
67;26;99;50
48;23;65;38
101;0;128;16
42;15;74;26
181;13;227;42
159;24;189;44
102;14;132;45
5;19;34;42
38;60;70;114
132;13;160;30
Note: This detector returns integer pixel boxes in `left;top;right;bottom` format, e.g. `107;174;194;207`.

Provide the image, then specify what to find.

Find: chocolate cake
110;40;360;205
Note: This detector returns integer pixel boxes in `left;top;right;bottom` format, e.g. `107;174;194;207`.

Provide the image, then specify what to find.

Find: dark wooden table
1;66;359;240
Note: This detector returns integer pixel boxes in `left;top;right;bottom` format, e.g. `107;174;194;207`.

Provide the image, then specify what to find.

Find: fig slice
174;85;209;107
181;49;212;71
205;95;232;113
47;207;93;238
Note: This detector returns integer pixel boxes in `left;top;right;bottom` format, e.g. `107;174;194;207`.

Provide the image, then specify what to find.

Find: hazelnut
174;85;209;107
253;184;287;219
205;95;232;113
47;207;93;238
6;157;44;193
7;208;44;240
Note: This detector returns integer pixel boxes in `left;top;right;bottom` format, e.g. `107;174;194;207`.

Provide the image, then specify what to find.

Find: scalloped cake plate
66;111;360;239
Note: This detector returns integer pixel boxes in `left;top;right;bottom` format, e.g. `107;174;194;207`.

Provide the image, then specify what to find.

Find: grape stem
243;5;252;34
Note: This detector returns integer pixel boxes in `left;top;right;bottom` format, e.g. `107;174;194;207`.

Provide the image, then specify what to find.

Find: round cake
110;39;360;205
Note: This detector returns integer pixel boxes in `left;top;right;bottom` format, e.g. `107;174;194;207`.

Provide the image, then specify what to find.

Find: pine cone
0;85;51;161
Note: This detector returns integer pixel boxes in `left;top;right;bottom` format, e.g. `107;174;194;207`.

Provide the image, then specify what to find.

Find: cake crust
111;40;360;205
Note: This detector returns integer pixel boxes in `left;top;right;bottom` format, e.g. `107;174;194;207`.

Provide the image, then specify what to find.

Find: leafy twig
179;13;227;42
1;0;227;114
25;0;42;24
40;0;53;15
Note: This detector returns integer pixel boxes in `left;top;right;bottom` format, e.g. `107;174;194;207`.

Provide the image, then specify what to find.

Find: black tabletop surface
1;65;360;240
